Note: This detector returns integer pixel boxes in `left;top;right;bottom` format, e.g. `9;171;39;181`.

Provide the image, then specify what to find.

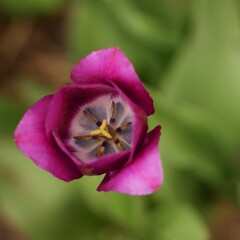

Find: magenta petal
45;83;116;141
14;96;83;181
97;126;163;195
70;48;154;116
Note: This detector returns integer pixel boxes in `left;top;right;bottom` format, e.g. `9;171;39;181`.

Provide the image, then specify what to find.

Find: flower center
68;95;133;162
90;119;113;140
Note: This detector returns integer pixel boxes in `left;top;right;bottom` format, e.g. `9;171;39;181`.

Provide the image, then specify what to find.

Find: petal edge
14;95;83;181
70;48;154;116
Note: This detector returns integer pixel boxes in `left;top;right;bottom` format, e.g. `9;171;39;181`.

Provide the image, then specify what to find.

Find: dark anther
116;127;122;133
96;121;102;127
110;117;116;124
110;101;116;124
102;141;107;147
114;138;124;151
116;122;132;132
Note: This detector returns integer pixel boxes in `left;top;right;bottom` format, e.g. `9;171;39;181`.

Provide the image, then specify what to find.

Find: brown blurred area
0;211;30;240
209;201;240;240
0;10;72;102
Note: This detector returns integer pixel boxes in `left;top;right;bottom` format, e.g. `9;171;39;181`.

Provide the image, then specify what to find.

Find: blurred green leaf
0;78;51;135
137;0;188;30
78;176;145;231
102;0;178;51
67;0;176;85
147;0;240;203
0;0;65;16
0;137;144;240
155;203;208;240
0;98;23;135
162;0;240;136
148;90;234;196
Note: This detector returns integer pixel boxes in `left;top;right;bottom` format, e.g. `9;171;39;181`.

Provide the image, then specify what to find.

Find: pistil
91;119;112;139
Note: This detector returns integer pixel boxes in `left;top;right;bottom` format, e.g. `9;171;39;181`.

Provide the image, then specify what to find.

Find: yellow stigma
90;119;112;139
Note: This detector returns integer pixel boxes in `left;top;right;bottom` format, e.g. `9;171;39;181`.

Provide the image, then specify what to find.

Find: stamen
116;122;132;132
121;122;132;130
83;110;101;126
114;139;125;151
95;146;105;157
110;101;116;124
73;135;94;141
91;119;112;139
111;101;115;117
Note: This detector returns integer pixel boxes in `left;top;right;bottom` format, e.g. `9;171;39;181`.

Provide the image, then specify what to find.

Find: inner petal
66;94;133;162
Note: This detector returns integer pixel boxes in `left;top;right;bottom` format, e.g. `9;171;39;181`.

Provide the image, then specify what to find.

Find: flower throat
70;97;133;161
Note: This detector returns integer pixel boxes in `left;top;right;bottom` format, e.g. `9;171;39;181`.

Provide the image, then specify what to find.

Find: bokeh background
1;0;240;239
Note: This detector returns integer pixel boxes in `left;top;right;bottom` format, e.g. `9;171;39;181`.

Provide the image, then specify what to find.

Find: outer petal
70;48;154;116
14;96;83;181
97;126;163;195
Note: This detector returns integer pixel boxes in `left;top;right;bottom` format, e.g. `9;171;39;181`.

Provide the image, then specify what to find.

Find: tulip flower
14;48;163;195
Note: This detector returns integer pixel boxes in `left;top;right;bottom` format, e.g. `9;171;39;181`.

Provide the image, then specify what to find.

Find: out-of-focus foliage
0;0;65;16
1;0;240;239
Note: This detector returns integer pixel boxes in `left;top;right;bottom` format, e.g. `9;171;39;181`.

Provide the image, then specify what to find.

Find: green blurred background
1;0;240;239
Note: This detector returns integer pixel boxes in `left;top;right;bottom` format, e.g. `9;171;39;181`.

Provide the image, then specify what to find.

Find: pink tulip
14;48;163;195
